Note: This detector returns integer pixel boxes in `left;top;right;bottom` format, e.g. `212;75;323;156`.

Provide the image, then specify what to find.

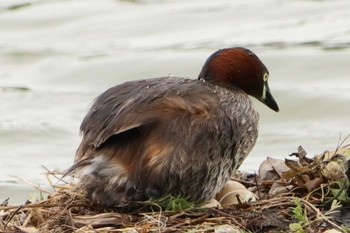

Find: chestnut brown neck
198;48;267;98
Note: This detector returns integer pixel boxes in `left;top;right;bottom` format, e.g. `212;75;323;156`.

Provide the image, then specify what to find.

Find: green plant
148;194;196;211
289;197;307;233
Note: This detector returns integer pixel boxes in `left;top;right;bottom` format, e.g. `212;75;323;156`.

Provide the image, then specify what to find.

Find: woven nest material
1;145;350;233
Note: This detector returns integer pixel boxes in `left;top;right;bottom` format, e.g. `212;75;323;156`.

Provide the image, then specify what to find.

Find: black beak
260;83;279;112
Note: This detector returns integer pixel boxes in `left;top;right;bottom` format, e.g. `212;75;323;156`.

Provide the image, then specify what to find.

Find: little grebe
68;47;279;207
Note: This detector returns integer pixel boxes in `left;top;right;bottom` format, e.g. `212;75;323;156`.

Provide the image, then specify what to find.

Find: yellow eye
263;73;269;82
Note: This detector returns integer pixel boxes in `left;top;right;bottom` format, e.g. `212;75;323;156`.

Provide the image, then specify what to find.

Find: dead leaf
267;157;290;178
304;177;324;192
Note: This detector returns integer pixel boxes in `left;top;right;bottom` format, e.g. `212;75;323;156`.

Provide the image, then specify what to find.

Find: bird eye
263;73;269;82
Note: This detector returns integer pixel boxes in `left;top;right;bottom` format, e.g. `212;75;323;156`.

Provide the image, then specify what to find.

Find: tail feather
63;158;92;178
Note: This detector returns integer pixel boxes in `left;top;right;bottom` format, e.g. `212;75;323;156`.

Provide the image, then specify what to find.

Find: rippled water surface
1;0;350;203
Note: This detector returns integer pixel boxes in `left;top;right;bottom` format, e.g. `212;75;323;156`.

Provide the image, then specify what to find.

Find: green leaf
289;223;304;233
150;194;196;211
292;197;306;223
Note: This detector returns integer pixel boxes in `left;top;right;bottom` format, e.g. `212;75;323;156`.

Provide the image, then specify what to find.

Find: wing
75;77;221;162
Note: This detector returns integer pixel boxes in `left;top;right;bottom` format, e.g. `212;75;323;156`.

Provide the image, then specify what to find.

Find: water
1;0;350;203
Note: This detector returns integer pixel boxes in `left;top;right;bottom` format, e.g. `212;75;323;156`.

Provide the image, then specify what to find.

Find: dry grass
1;145;350;232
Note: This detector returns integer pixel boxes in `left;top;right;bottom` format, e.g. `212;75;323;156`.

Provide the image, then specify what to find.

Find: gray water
1;0;350;203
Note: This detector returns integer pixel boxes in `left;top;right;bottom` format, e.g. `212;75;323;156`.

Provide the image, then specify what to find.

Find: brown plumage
68;47;279;207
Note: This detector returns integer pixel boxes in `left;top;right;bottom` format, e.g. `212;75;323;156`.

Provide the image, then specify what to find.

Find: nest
1;145;350;233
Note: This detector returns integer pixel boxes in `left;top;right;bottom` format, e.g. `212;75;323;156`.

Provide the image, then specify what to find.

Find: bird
67;47;279;207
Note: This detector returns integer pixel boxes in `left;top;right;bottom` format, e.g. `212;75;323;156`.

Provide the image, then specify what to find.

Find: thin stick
300;199;344;232
9;176;52;194
4;205;23;230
